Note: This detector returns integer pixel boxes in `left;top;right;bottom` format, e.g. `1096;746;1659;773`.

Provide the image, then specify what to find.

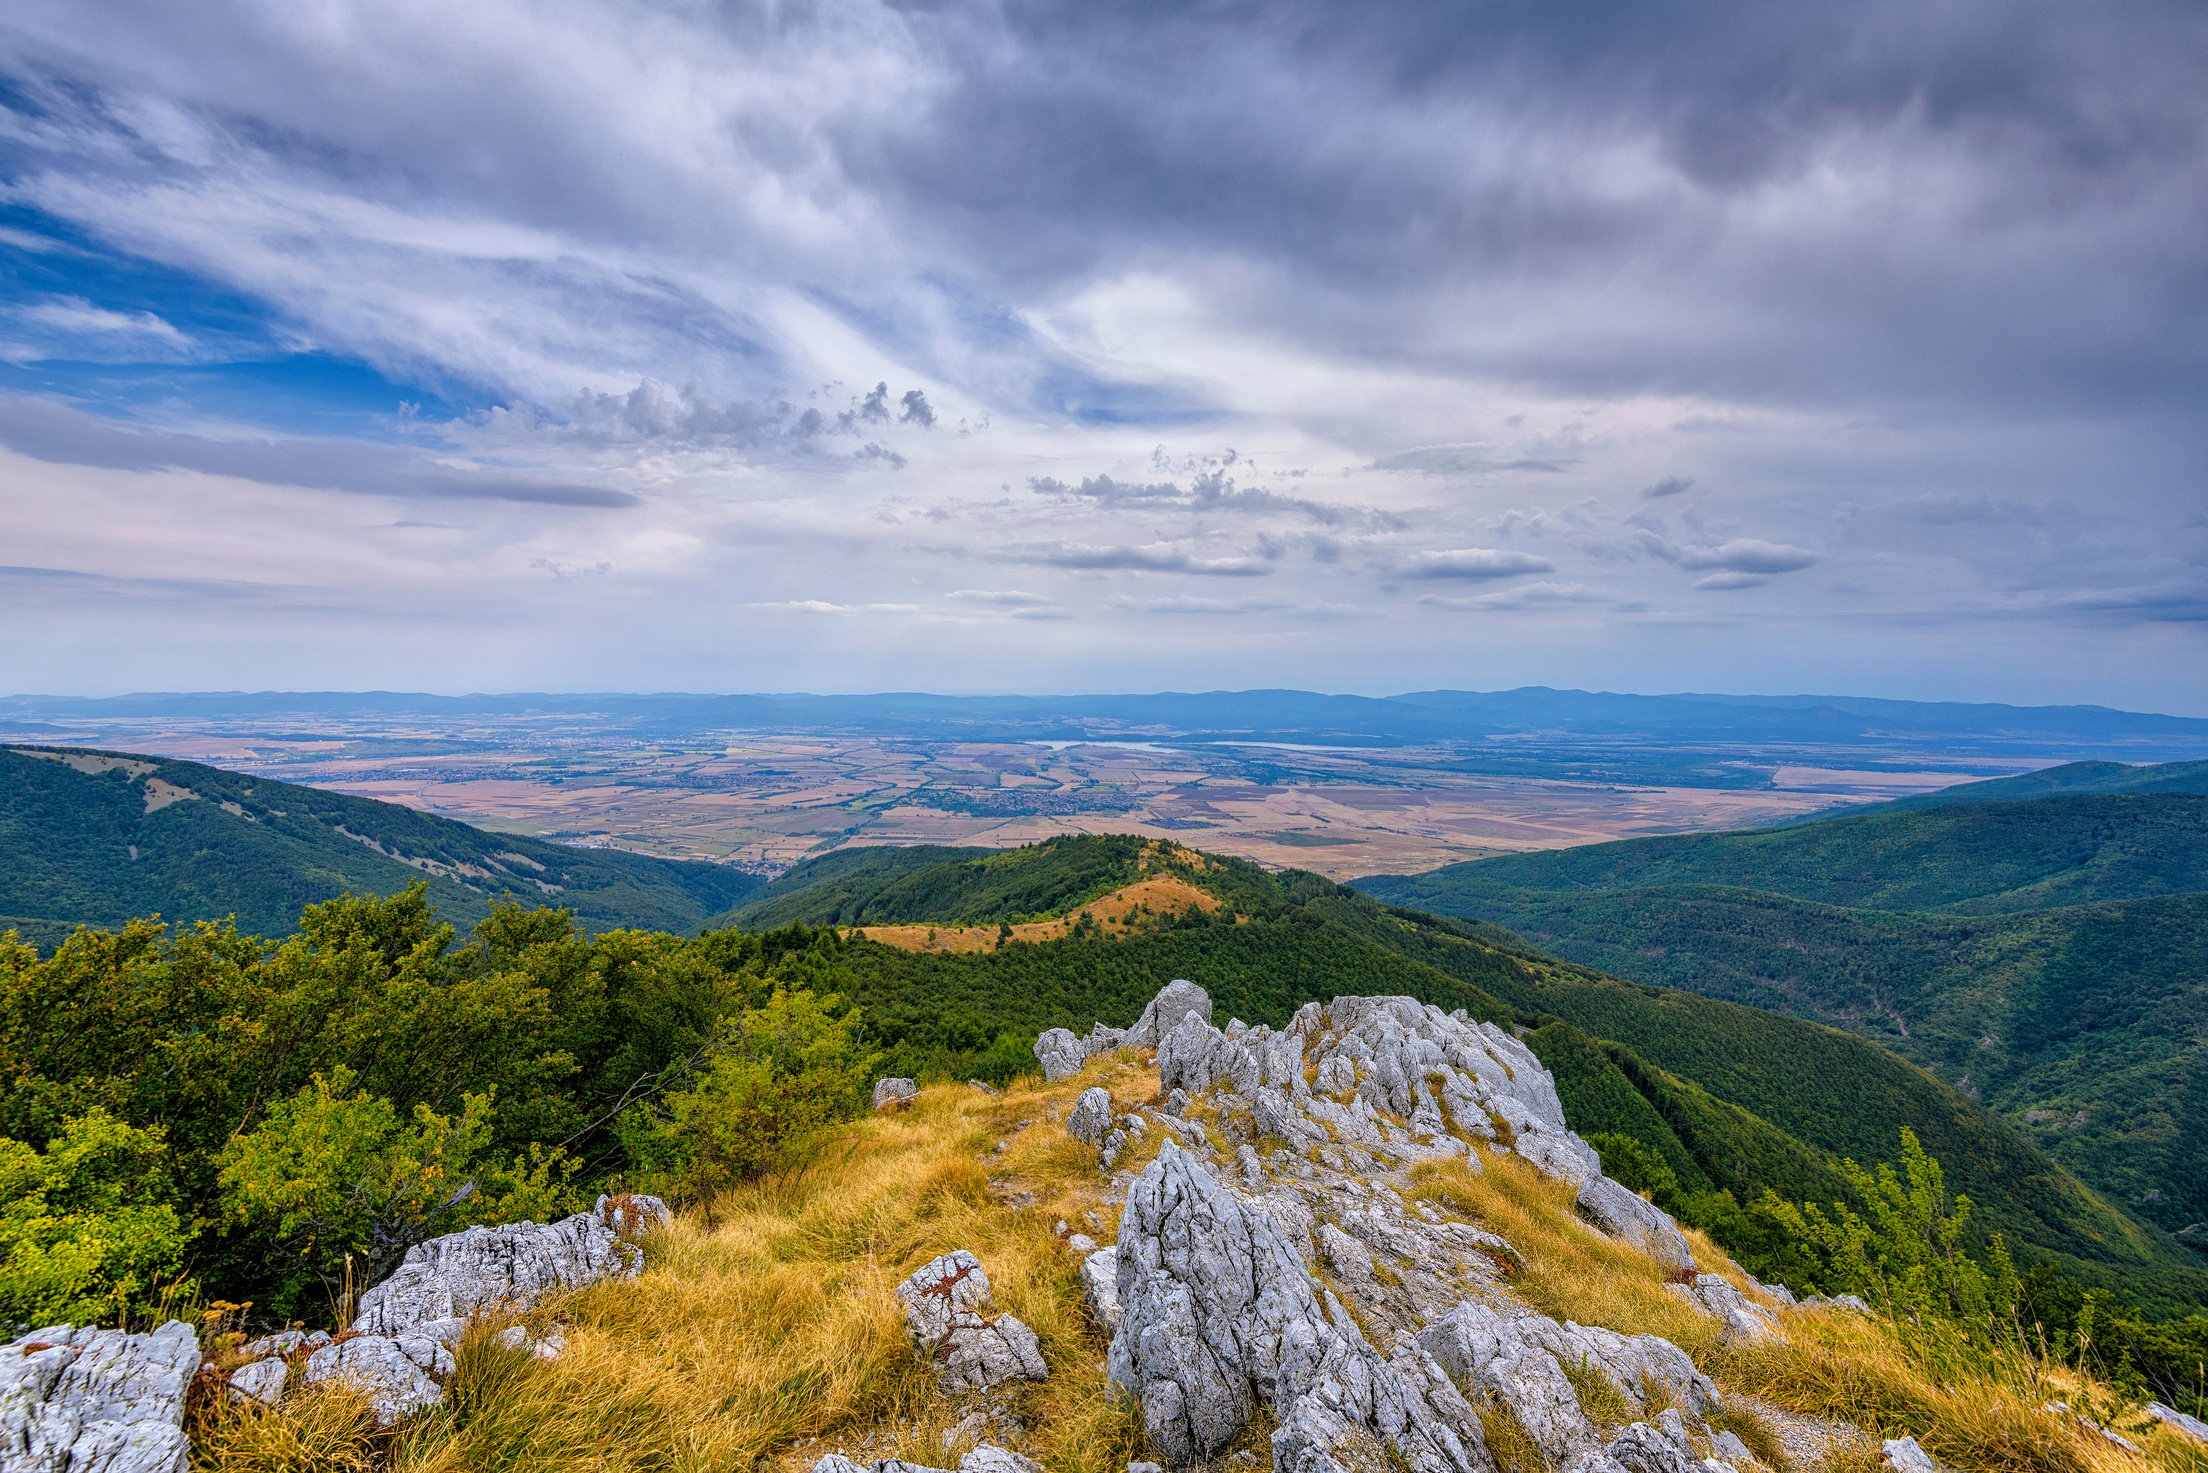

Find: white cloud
1399;548;1557;580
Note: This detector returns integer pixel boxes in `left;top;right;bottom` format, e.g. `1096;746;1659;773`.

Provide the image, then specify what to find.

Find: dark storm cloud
0;394;638;507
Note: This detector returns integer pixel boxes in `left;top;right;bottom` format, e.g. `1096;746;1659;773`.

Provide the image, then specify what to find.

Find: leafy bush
0;1109;190;1326
219;1067;580;1292
619;987;879;1196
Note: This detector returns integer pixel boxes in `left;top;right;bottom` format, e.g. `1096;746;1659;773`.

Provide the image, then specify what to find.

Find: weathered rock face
2148;1401;2208;1446
1034;1030;1087;1083
1066;1087;1115;1145
302;1336;450;1426
1106;1143;1490;1473
352;1209;643;1337
0;1321;198;1473
1096;982;1775;1473
1667;1275;1779;1346
875;1077;921;1108
895;1251;1049;1393
1080;1246;1122;1329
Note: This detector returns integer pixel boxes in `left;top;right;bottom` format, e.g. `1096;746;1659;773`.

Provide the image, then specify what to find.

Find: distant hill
0;744;757;942
1358;792;2208;916
1800;758;2208;820
9;685;2208;761
1353;792;2208;1237
730;834;2203;1305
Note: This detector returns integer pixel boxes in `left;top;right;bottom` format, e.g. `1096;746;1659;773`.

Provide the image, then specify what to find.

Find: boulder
1106;1143;1487;1473
594;1193;674;1235
895;1250;1048;1392
874;1077;921;1108
226;1357;289;1408
0;1321;198;1473
1882;1436;1940;1472
301;1336;446;1426
352;1209;642;1337
1576;1176;1694;1274
1066;1087;1115;1145
1080;1245;1122;1328
1669;1275;1779;1345
1034;1029;1086;1083
1124;980;1213;1049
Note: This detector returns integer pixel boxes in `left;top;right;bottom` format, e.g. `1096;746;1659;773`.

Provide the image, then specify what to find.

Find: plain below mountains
723;833;2208;1309
1353;763;2208;1242
0;744;758;944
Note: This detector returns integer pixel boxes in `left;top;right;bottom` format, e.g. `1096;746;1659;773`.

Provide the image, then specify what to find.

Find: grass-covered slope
743;835;2205;1302
722;835;1156;929
1357;792;2208;916
0;744;757;937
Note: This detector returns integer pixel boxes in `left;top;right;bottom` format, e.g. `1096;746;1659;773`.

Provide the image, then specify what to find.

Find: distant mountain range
1353;761;2208;1241
6;685;2208;760
0;744;757;945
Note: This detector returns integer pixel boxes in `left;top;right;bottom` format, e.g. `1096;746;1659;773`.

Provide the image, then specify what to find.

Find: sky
1;1;2205;711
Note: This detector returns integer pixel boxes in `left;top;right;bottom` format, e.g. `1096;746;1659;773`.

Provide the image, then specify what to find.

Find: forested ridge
1353;788;2208;1241
0;744;756;941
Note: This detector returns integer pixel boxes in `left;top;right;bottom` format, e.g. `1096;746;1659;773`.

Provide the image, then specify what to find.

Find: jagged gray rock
0;1321;198;1473
1576;1176;1695;1273
2147;1401;2208;1445
1081;1246;1121;1328
874;1077;921;1108
1124;979;1213;1049
895;1251;1048;1392
1882;1435;1939;1472
226;1357;289;1408
301;1336;447;1426
1107;1143;1490;1473
237;1328;328;1360
1668;1275;1779;1345
1034;1029;1087;1083
593;1193;673;1235
1066;1087;1115;1145
352;1209;642;1337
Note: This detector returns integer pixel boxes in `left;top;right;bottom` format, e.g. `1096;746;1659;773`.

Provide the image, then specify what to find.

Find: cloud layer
0;0;2203;707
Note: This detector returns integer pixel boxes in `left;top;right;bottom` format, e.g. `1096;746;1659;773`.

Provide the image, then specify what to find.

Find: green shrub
0;1108;190;1326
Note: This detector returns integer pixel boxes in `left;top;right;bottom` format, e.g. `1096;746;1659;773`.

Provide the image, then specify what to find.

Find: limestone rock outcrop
1066;1087;1115;1146
1030;978;1212;1081
301;1336;449;1426
1094;982;1779;1473
352;1207;644;1337
875;1077;921;1108
0;1321;199;1473
895;1250;1049;1392
810;1443;1042;1473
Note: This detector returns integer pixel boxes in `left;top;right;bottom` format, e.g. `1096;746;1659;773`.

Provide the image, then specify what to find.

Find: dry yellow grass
853;874;1222;954
1408;1150;1721;1354
195;1057;1159;1473
1711;1306;2155;1473
192;1060;2193;1473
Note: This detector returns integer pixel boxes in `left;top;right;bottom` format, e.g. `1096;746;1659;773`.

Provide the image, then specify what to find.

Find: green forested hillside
1353;794;2208;1240
1358;792;2208;914
717;834;2203;1303
722;834;1151;929
0;744;757;938
1824;758;2208;818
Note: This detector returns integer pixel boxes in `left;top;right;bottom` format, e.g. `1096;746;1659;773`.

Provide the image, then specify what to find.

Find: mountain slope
1807;758;2208;819
1359;792;2208;916
729;835;2204;1304
0;744;758;940
1353;796;2208;1237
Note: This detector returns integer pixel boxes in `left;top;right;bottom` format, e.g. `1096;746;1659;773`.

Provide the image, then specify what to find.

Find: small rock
873;1077;920;1109
227;1357;289;1408
594;1192;674;1235
1710;1429;1754;1463
239;1328;313;1359
958;1445;1043;1473
302;1336;445;1426
967;1079;1002;1096
1066;1233;1099;1255
1066;1087;1115;1145
1080;1245;1121;1328
1034;1028;1086;1082
894;1250;1048;1392
1883;1435;1940;1472
1129;1463;1164;1473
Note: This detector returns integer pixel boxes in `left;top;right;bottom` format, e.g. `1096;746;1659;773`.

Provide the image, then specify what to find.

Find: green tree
218;1067;579;1293
620;987;878;1197
0;1109;191;1326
